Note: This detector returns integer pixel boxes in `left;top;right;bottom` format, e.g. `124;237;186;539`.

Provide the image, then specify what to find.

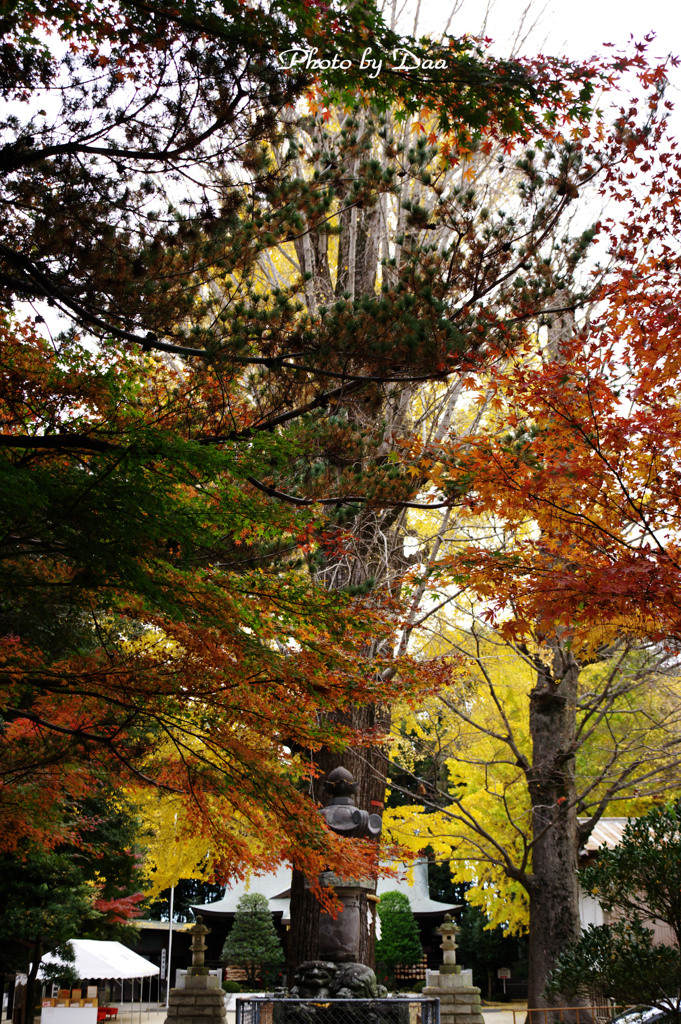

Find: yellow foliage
129;791;215;897
386;624;681;934
385;637;534;934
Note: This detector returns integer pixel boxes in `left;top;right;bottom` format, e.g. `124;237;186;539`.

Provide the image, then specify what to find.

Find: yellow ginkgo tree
385;618;681;936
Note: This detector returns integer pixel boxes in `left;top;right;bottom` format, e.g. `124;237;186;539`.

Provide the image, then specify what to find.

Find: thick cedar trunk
287;705;388;980
286;512;407;980
526;645;583;1013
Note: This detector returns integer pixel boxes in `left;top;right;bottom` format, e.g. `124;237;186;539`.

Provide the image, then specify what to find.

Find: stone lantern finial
319;767;382;839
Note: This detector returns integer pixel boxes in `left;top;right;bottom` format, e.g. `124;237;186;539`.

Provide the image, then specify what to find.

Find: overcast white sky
413;0;681;126
416;0;679;60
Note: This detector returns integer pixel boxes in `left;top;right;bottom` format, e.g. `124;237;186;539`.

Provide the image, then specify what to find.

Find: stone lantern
437;915;460;975
315;767;382;965
189;916;210;975
291;766;386;1003
164;916;226;1024
423;913;484;1024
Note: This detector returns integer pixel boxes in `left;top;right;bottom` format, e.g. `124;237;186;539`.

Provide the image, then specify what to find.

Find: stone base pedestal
424;970;484;1024
165;973;226;1024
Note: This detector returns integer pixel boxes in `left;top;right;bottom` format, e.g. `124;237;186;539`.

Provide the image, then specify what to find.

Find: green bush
376;891;423;987
548;918;681;1008
222;980;242;993
221;893;284;988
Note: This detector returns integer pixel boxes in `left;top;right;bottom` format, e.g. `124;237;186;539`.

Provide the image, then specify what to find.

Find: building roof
578;817;629;856
191;858;458;924
191;862;292;919
378;859;461;916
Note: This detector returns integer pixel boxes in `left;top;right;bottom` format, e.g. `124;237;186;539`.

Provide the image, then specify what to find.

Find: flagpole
165;886;175;1009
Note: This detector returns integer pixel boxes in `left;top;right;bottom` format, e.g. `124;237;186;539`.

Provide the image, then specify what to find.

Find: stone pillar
165;917;226;1024
316;872;373;963
423;915;484;1024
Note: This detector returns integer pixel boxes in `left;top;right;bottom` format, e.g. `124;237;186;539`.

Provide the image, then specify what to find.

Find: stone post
164;916;226;1024
423;915;484;1024
316;872;372;964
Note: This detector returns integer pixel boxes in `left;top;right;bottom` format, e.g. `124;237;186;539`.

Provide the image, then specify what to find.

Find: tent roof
40;939;159;980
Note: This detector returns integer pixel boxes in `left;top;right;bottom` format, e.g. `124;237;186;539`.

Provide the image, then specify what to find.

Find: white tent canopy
40;939;159;980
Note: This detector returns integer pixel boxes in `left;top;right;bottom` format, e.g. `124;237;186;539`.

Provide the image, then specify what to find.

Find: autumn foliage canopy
419;111;681;655
0;0;676;905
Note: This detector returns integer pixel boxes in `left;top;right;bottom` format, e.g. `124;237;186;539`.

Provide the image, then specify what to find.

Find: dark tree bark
526;644;583;1013
522;297;587;1013
24;936;43;1024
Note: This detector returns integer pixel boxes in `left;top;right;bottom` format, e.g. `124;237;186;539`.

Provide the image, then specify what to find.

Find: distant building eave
191;858;458;923
578;817;629;857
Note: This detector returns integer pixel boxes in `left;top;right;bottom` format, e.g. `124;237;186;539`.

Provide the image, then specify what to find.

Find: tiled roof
578;817;629;855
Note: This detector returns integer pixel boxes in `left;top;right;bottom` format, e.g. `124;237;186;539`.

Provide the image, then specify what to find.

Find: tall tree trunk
526;644;582;1012
24;936;43;1024
523;292;586;1012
